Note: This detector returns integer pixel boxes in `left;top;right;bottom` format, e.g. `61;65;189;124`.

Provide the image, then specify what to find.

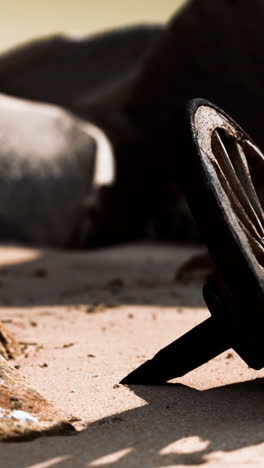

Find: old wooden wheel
121;100;264;385
186;100;264;368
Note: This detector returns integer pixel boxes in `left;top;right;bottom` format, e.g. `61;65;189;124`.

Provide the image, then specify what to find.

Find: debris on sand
0;355;75;441
86;303;105;314
0;322;21;360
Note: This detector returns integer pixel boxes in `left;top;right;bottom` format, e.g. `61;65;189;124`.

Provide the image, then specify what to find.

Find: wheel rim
193;103;264;279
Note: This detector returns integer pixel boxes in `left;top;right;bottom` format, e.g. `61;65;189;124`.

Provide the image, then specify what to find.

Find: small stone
86;304;105;314
226;353;234;360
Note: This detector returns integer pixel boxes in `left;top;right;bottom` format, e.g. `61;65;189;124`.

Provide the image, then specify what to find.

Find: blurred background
1;0;186;51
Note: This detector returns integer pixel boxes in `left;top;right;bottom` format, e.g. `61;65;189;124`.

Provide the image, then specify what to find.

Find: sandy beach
0;242;263;467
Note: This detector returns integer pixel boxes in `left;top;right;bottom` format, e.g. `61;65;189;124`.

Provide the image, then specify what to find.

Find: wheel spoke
211;130;264;242
239;221;264;266
231;141;264;227
243;140;264;211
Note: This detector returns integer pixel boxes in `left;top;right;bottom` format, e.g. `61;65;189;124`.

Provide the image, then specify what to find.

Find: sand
0;242;263;467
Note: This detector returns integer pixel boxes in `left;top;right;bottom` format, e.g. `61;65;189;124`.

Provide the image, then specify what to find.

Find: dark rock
0;25;163;142
124;0;264;241
0;94;99;247
0;25;163;247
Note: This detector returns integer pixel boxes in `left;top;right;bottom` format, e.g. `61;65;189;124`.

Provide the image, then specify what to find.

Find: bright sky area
0;0;186;50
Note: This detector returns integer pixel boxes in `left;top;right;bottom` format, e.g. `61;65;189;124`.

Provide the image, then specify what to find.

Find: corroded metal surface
0;355;74;440
0;322;21;360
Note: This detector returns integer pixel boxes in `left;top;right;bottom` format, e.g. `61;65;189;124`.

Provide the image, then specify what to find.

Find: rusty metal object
121;100;264;384
0;355;74;440
0;322;21;360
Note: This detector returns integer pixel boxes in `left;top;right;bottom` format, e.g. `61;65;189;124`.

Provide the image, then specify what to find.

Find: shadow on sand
2;378;264;467
0;243;206;308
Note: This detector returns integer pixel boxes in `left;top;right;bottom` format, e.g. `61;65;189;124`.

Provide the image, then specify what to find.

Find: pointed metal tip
120;360;166;385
